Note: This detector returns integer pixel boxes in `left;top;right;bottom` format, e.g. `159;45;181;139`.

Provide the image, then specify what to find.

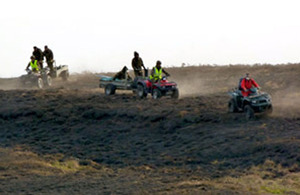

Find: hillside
0;64;300;194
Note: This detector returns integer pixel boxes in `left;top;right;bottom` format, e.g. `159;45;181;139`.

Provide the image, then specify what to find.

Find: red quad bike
135;76;179;99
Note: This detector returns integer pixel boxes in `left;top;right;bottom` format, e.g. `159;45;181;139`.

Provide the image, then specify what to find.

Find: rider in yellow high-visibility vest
26;56;40;72
149;60;170;82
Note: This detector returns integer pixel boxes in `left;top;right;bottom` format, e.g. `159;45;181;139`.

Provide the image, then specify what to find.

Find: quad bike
135;76;179;99
49;61;69;81
19;69;44;89
228;88;273;119
99;69;179;99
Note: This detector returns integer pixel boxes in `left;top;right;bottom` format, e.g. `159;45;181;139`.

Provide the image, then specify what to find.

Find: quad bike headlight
252;100;257;104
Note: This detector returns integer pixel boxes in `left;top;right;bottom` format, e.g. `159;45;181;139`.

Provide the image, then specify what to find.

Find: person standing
131;51;146;77
33;46;44;69
43;45;54;71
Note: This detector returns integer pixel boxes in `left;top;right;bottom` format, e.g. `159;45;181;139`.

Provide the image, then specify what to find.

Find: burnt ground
0;64;300;194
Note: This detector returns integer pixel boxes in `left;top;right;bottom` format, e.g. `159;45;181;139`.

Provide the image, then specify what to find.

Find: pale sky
1;0;300;77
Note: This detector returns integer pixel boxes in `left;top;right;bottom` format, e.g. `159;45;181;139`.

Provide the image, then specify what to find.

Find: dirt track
0;64;300;194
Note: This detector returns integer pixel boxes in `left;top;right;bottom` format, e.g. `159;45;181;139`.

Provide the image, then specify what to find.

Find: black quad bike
19;69;44;89
228;88;273;119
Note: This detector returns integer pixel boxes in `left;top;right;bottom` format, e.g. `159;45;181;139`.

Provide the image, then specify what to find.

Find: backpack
238;77;244;90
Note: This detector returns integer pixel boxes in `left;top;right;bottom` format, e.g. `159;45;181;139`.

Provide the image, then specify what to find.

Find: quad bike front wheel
171;88;179;99
244;105;255;120
37;77;44;89
152;88;162;99
263;105;273;117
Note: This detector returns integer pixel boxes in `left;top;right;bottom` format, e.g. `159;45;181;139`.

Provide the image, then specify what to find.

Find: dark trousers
47;60;54;71
38;60;44;69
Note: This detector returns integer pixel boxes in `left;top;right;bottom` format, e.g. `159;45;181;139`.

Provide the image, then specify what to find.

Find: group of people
114;51;260;97
113;51;170;82
26;46;54;73
27;47;260;97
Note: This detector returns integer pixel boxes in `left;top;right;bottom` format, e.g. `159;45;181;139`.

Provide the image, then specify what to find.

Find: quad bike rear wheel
137;84;147;99
244;105;254;120
152;88;161;99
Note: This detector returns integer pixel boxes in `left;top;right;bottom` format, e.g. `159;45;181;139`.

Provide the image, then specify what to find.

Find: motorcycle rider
240;73;260;97
33;46;44;69
131;51;146;77
43;45;54;72
26;56;40;73
149;60;170;82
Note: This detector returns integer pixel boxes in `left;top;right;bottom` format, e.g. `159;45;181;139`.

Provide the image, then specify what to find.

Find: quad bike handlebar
25;68;32;74
162;74;171;79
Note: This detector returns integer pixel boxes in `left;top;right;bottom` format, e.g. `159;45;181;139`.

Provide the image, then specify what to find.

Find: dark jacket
33;48;43;61
131;57;145;71
43;49;54;61
113;67;132;80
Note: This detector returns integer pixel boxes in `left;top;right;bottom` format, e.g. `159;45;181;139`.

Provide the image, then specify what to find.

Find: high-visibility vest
30;60;39;71
149;67;162;80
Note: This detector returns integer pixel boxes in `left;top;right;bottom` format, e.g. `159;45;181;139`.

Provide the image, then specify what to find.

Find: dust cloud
272;87;300;118
0;78;19;90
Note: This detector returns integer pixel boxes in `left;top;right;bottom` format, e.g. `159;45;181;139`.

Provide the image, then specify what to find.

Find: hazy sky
1;0;300;77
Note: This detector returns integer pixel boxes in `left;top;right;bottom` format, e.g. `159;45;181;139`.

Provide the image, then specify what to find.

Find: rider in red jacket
240;73;260;97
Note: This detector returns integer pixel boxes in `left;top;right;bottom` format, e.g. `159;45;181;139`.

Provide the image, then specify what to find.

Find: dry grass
1;147;300;194
0;64;300;194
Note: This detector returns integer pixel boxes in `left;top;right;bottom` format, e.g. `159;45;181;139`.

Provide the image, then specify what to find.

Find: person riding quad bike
149;60;170;83
134;60;178;99
26;56;40;73
21;56;44;89
239;73;260;97
43;45;54;72
228;73;272;119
